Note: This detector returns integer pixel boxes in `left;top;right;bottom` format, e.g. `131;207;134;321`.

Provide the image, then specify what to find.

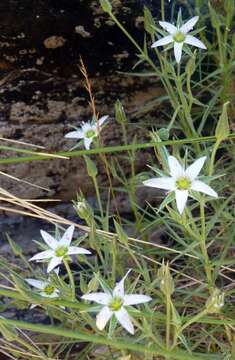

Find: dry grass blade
0;136;45;149
0;171;50;192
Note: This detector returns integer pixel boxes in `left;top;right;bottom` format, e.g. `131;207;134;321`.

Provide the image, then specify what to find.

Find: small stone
75;25;91;38
43;36;66;49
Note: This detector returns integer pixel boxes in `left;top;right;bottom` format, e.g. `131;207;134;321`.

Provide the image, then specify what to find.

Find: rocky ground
0;0;164;199
0;0;167;250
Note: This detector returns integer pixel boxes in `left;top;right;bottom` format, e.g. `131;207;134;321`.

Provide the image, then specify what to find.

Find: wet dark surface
0;0;156;77
0;0;164;246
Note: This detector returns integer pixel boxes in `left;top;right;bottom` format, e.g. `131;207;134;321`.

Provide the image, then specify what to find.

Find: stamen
176;177;191;190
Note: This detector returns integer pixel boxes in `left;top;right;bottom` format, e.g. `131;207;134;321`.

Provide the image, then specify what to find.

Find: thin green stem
180;309;208;333
92;175;104;218
63;259;76;301
0;134;234;165
199;201;213;291
166;294;171;350
0;317;221;360
161;0;165;21
209;140;220;176
0;286;234;325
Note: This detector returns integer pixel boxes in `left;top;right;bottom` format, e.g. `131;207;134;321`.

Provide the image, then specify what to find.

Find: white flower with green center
29;225;91;273
26;278;59;298
151;14;206;63
143;156;218;214
81;271;152;334
65;115;108;150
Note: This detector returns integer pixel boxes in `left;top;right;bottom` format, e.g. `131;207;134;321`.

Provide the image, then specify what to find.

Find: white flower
29;225;91;273
82;271;152;335
143;156;218;214
151;14;206;63
26;278;59;298
65;115;108;150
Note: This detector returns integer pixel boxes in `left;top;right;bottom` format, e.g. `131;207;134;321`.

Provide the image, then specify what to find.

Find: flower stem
208;140;220;176
199;200;213;291
166;293;171;350
180;309;208;333
92;175;104;219
63;259;75;301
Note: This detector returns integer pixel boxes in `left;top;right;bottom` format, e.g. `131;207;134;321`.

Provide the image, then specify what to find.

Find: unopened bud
115;100;128;125
157;261;174;296
186;54;196;77
100;0;112;13
84;155;98;178
157;128;169;141
76;200;92;221
7;236;23;256
144;6;155;35
206;289;224;314
224;0;234;15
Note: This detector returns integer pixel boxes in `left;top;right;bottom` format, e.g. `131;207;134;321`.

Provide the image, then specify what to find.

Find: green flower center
85;129;96;139
55;246;68;257
176;177;191;190
173;31;185;43
109;297;123;311
44;284;55;295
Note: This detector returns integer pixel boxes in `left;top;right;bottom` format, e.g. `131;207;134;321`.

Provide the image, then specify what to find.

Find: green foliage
0;0;234;359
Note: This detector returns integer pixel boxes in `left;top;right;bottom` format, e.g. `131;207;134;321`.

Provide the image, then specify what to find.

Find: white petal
174;42;183;63
65;130;84;139
113;270;131;298
175;189;188;214
40;230;58;250
185;156;206;180
115;308;134;335
123;294;152;306
84;137;93;150
67;246;91;255
98;115;109;127
168;156;184;178
143;177;175;191
191;180;218;198
96;306;113;330
180;16;199;34
25;279;46;290
59;225;74;247
29;250;54;262
184;35;206;49
82;293;111;305
30;304;38;309
159;21;177;34
47;257;62;273
82;122;93;132
151;35;173;48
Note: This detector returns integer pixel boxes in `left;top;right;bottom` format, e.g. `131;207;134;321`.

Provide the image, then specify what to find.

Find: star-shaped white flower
82;271;152;334
29;225;91;273
151;14;206;63
65;115;108;150
26;278;59;298
143;156;218;214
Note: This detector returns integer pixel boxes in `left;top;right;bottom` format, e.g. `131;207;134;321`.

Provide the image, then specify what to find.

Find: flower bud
84;155;98;178
224;0;234;15
206;289;224;314
100;0;112;13
157;261;174;296
186;54;196;77
115;99;128;125
76;200;92;221
144;6;156;36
